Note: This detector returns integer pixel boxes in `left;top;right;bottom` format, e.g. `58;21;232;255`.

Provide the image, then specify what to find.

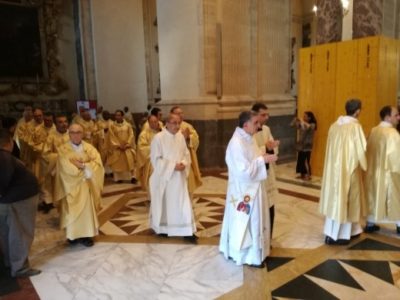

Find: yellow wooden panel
310;43;337;176
298;36;400;178
377;37;398;111
298;47;316;115
356;36;380;136
336;40;358;117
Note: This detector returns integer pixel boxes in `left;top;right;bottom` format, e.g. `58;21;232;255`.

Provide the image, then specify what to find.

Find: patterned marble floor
2;162;400;299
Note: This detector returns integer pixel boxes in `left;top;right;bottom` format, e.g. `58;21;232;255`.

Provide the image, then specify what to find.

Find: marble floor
1;162;400;299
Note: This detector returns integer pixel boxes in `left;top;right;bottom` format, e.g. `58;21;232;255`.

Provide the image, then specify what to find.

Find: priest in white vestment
320;99;367;245
220;111;278;267
149;114;196;241
365;106;400;234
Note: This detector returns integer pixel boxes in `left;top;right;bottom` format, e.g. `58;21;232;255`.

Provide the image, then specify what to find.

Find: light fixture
312;1;350;17
312;4;318;15
341;0;350;16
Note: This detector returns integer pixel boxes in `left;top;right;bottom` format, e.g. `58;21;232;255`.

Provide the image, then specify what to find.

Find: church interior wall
0;0;79;116
91;0;148;113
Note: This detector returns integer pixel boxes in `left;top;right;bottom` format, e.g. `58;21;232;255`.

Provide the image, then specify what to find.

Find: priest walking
149;113;196;241
220;111;277;267
55;124;104;247
365;105;400;234
319;99;367;245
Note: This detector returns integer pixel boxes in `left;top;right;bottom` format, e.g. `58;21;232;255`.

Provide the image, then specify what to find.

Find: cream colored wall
91;0;148;112
157;0;203;101
59;0;80;109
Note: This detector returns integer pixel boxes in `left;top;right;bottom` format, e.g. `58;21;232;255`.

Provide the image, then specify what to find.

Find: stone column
342;0;354;40
316;0;343;44
76;0;98;100
353;0;383;38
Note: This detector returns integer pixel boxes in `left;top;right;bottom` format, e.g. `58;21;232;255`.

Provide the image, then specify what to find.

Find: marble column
353;0;383;38
315;0;343;44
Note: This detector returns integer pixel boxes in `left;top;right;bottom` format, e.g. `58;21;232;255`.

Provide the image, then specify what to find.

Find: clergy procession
1;99;400;279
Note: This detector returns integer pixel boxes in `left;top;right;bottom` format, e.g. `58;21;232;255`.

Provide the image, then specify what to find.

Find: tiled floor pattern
2;162;400;299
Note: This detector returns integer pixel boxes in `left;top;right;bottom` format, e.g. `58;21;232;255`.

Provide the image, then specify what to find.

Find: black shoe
79;237;94;247
14;268;41;278
248;262;265;268
67;238;78;245
325;236;350;245
157;233;168;238
397;226;400;234
37;202;46;211
131;177;138;184
184;235;198;244
364;224;380;233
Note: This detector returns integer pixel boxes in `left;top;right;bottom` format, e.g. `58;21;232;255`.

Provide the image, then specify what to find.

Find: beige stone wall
91;0;148;112
158;0;295;120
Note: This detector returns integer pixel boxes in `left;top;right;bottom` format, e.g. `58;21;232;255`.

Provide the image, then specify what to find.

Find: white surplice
149;128;196;236
219;127;270;266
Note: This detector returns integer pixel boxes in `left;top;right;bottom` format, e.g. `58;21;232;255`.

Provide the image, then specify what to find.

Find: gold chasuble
55;141;104;240
319;117;367;223
106;120;136;180
16;119;34;167
180;121;202;194
142;120;164;132
366;122;400;221
136;127;159;191
96;119;112;164
42;131;70;203
29;124;55;178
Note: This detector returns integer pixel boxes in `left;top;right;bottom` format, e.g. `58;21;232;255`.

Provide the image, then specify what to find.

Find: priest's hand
181;128;190;139
266;140;280;151
70;158;85;170
263;154;278;163
175;162;186;171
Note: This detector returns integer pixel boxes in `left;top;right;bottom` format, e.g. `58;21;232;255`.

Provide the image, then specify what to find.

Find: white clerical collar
235;127;252;142
337;115;358;125
379;121;393;128
70;141;83;152
163;127;177;137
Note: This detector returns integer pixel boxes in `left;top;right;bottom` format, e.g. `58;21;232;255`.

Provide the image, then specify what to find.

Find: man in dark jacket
0;129;41;277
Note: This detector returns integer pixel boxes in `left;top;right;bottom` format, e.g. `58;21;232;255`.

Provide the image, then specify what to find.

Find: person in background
170;106;202;195
107;110;137;184
252;103;280;238
142;107;163;132
136;114;161;191
291;111;317;180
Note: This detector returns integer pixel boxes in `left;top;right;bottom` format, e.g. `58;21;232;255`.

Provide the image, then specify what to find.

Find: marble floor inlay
30;243;243;300
4;162;400;299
